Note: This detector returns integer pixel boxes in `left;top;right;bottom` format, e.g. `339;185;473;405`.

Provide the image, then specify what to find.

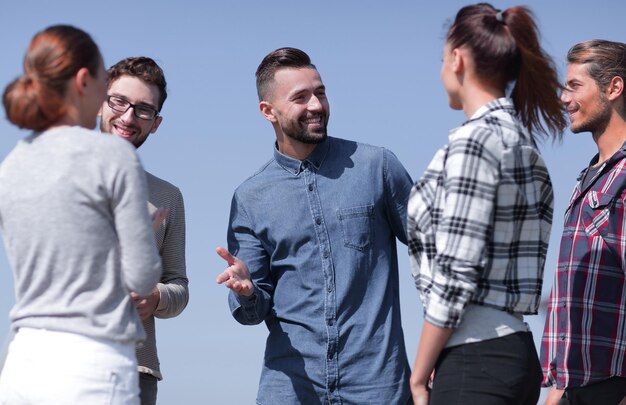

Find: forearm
154;279;189;318
226;195;273;325
411;321;455;386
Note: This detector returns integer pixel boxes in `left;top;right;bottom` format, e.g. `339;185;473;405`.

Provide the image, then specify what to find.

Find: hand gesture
215;246;253;297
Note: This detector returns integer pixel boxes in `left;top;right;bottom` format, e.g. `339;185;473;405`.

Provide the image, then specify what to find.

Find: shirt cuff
424;296;465;329
156;283;168;312
236;291;257;307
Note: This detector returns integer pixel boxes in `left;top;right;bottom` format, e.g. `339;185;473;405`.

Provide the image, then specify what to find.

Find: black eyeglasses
106;95;159;120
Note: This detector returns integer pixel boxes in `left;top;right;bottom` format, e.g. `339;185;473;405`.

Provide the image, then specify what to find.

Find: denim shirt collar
273;136;331;175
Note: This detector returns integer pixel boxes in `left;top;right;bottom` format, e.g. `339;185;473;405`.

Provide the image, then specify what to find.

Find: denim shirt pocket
337;204;374;251
581;191;621;238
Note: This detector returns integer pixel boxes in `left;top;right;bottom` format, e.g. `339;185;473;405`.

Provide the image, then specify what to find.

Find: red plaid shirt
540;143;626;389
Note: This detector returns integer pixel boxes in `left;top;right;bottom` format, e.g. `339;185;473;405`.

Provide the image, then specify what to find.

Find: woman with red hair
0;25;161;404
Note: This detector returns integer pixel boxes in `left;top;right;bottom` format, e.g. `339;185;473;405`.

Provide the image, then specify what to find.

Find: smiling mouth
303;116;322;125
113;124;136;138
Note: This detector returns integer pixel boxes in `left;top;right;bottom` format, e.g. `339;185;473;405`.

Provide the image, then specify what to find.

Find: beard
570;93;611;135
285;126;327;144
279;114;328;145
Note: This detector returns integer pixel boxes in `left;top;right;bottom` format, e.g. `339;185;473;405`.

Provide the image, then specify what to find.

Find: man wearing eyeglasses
100;57;189;405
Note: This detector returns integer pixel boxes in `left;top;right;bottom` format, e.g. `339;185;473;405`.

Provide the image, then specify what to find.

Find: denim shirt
227;136;412;404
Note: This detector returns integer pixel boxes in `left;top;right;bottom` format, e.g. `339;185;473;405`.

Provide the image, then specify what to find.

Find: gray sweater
0;126;162;343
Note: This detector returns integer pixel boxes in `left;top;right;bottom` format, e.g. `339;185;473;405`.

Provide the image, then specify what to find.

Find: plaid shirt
408;98;553;328
540;143;626;389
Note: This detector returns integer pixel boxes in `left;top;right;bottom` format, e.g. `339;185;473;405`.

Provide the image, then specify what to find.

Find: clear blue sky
0;1;624;403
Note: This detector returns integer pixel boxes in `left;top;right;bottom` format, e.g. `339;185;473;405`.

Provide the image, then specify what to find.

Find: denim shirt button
308;184;314;191
327;318;333;326
316;218;322;225
327;284;333;293
323;251;329;258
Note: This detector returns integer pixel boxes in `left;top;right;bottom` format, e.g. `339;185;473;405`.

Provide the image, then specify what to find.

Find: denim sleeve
226;193;273;325
383;148;413;246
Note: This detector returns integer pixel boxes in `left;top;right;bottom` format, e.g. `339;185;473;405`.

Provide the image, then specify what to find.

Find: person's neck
593;114;626;165
276;136;317;161
460;82;504;119
50;100;88;129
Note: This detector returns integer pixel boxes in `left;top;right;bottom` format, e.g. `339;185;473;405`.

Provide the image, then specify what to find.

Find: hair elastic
495;11;505;23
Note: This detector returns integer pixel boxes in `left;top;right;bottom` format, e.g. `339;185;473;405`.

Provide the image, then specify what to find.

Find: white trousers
0;328;139;405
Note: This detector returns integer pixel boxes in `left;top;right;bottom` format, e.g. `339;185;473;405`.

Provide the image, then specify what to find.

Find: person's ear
74;67;91;96
606;75;624;101
259;101;277;123
451;48;464;75
150;116;163;134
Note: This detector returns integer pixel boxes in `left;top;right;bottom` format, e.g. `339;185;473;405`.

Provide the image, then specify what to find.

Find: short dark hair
107;57;167;111
567;40;626;104
255;47;316;101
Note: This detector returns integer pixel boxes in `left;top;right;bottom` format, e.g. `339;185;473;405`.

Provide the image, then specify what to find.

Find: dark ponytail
3;25;101;132
447;3;566;140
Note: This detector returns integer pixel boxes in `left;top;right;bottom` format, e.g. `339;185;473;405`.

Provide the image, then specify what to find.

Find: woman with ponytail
407;4;565;404
0;25;161;404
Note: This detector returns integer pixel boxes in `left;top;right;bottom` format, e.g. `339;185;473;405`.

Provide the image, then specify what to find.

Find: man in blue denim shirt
216;48;413;404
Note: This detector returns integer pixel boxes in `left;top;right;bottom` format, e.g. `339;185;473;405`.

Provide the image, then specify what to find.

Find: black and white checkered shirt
408;98;553;328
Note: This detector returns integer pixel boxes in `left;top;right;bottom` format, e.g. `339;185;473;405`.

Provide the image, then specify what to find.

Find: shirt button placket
303;167;341;403
326;267;339;403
